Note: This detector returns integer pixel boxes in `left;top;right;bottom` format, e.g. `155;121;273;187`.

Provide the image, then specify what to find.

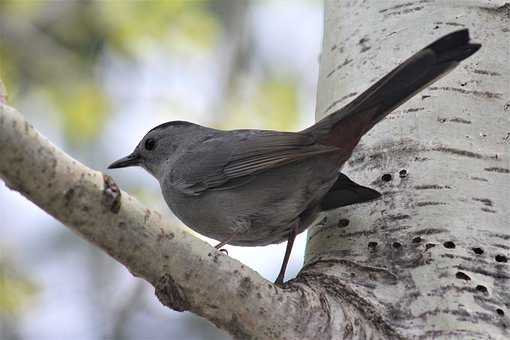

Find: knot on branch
155;274;190;312
102;174;121;213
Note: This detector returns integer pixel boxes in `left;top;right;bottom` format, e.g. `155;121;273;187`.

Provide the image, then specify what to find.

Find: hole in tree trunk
456;271;471;281
472;247;484;255
338;219;350;227
476;285;488;294
381;173;392;182
443;241;456;249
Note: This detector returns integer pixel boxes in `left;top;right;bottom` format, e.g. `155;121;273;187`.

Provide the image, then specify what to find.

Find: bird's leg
275;222;299;286
214;233;236;251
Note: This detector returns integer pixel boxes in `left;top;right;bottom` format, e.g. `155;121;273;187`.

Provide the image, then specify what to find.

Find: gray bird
109;30;480;285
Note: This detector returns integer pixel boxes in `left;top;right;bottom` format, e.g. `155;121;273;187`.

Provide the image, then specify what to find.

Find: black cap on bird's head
108;120;197;177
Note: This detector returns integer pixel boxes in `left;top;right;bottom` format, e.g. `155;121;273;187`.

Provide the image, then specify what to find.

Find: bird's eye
144;138;156;151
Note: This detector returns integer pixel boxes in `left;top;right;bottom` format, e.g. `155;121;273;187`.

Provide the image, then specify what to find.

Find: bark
306;0;509;338
1;1;509;339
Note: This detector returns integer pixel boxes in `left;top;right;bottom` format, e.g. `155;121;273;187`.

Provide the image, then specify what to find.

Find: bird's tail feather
306;29;481;150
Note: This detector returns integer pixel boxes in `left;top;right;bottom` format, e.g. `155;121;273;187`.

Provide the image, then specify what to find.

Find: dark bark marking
485;167;510;174
326;58;353;78
155;273;190;312
404;107;424;113
379;2;416;13
428;86;503;99
414;184;450;190
414;228;447;235
323;92;358;114
64;187;75;207
383;6;424;17
432;146;498;160
493;243;510;250
483;232;510;241
237;277;253;299
387;214;410;221
473;69;501;76
471;176;488;182
416;201;447;207
449;117;472;124
102;174;121;213
455;265;510;280
472;197;493;207
359;37;371;53
481;207;497;214
433;21;465;27
495;255;508;263
157;227;175;242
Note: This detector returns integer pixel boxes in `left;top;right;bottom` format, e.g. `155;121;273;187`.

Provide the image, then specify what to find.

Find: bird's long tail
306;29;481;150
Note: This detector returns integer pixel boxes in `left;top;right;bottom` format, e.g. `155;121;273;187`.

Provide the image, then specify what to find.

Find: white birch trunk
306;0;510;338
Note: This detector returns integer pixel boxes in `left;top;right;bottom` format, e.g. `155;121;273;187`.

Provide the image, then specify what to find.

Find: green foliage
223;75;300;131
50;84;111;144
100;1;220;53
0;258;38;315
256;76;300;131
0;1;221;145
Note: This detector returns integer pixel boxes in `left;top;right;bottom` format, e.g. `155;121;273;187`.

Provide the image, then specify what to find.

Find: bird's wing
171;131;339;195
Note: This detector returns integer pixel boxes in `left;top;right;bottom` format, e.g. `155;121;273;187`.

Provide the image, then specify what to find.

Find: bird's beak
108;153;141;169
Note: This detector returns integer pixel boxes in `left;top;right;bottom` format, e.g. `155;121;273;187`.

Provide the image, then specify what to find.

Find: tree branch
0;96;323;338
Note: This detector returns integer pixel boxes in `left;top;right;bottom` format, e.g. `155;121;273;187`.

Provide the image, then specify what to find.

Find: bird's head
108;121;197;179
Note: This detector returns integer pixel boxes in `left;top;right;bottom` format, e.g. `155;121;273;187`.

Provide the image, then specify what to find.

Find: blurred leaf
99;1;220;53
256;77;299;130
0;48;21;101
49;84;110;144
223;75;299;131
0;259;38;315
0;0;45;17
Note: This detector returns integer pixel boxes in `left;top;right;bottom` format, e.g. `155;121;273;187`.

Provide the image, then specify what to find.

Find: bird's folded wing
171;131;339;195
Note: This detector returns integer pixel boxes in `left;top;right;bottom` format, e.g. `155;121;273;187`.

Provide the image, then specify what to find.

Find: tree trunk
0;1;508;339
305;0;509;338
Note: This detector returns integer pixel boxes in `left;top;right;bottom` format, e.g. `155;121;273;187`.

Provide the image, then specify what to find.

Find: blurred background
0;1;323;339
